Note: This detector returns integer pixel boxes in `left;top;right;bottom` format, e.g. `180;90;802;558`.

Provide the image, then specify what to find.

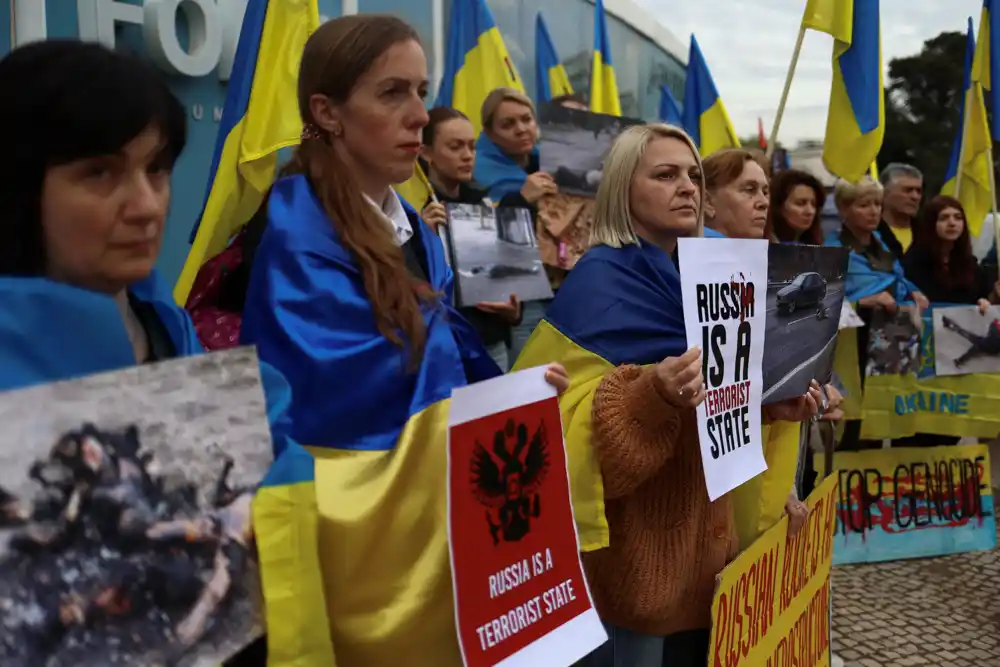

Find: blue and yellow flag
589;0;621;116
174;0;319;305
436;0;523;135
805;0;885;183
535;11;573;103
973;0;1000;139
681;35;741;156
395;161;436;210
942;18;993;237
513;242;689;551
659;85;683;125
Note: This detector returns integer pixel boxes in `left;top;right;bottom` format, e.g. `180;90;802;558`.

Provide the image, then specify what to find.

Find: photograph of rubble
0;347;273;667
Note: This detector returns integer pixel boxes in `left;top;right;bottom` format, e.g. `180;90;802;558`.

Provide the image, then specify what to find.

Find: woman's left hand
544;363;570;395
819;383;844;421
913;291;930;312
785;493;810;536
477;293;521;325
978;298;992;315
763;380;821;423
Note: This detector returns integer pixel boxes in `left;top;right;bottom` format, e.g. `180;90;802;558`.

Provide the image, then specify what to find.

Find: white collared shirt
364;189;413;246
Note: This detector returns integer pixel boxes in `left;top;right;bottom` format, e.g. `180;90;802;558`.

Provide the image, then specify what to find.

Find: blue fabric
0;273;296;457
824;230;919;303
473;133;537;202
658;85;683;125
838;0;882;135
546;242;687;366
703;226;726;238
240;174;501;452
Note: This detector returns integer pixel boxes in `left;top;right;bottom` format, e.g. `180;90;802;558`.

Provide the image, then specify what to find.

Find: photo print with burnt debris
866;308;923;377
443;202;553;307
537;103;642;198
0;347;273;667
933;304;1000;376
761;244;849;404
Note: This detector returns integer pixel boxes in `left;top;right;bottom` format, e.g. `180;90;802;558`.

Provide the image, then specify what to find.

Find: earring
332;124;342;137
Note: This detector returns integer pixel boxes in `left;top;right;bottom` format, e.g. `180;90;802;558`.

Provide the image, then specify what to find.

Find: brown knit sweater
581;364;738;636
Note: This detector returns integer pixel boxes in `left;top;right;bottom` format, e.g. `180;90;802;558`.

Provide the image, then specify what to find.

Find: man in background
877;163;924;259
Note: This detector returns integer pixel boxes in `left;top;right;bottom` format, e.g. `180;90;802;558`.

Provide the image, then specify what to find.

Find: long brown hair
286;15;434;363
913;195;976;289
766;169;826;244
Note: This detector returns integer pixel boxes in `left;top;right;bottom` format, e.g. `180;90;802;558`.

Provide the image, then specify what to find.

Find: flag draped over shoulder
513;242;687;551
681;35;741;156
589;0;621;116
173;0;320;305
659;85;683;125
942;18;993;237
436;0;523;135
804;0;884;183
535;11;573;103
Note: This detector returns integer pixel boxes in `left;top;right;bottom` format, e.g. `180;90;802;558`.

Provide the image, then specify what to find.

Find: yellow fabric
731;420;801;551
394;163;435;211
512;319;613;552
888;225;912;252
832;326;863;421
801;0;853;44
254;481;336;667
589;54;622;117
174;0;320;304
305;401;463;667
940;81;993;238
451;25;524;136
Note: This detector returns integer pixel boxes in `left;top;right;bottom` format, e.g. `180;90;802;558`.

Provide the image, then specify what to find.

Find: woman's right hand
520;172;558;204
979;298;993;315
859;291;897;313
421;202;448;232
655;346;705;409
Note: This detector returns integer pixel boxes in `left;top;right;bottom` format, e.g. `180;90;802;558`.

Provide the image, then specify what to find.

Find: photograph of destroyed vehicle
775;271;828;315
0;349;272;667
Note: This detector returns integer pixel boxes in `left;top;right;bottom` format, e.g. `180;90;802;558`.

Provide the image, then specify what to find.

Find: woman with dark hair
767;169;826;245
903;195;1000;309
418;106;521;370
239;15;567;666
0;40;320;667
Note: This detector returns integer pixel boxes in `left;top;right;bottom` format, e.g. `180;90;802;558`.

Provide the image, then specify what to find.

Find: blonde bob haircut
591;123;705;248
833;177;883;212
481;87;536;133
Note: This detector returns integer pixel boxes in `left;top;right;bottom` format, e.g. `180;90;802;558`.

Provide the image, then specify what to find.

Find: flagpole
767;25;807;158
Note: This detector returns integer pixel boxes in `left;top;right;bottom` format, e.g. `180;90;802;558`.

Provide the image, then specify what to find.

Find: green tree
879;31;966;194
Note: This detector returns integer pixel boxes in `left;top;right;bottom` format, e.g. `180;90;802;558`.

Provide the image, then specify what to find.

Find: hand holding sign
763;380;822;423
655;346;706;408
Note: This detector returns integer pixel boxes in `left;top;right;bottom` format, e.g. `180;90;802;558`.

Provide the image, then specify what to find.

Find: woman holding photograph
700;149;841;549
0;40;326;667
418;106;521;370
239;15;568;667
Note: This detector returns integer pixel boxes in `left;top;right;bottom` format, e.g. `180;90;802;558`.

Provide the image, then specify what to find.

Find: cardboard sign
448;367;605;667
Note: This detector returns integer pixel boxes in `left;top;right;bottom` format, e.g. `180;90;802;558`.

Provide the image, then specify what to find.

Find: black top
901;248;993;305
128;293;177;363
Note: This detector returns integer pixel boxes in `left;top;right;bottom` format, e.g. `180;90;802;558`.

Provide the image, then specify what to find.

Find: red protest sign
448;385;602;667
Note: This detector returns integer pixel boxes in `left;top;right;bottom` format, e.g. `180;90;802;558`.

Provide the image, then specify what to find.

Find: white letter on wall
215;0;248;82
77;0;143;47
143;0;223;78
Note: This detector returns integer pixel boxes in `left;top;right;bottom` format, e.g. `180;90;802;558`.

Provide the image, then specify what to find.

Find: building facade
3;0;686;286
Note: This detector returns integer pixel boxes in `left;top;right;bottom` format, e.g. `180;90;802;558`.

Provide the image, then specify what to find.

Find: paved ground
830;474;1000;666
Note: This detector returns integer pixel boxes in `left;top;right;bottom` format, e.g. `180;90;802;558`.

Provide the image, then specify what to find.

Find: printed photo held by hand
933;304;1000;376
761;244;849;404
676;237;769;500
447;366;604;667
443;203;553;307
537;104;642;198
865;308;922;377
0;348;272;667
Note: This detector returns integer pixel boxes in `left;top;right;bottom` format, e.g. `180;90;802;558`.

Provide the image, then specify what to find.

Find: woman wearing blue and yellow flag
0;41;329;667
239;15;567;667
700;149;842;551
826;177;928;451
514;123;730;666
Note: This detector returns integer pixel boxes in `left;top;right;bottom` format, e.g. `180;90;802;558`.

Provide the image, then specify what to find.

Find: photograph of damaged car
0;349;271;667
775;271;828;316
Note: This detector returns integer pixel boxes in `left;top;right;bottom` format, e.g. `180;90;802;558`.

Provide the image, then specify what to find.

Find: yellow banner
709;475;838;667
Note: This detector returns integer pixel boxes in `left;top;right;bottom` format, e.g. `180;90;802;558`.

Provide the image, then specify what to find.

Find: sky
634;0;984;145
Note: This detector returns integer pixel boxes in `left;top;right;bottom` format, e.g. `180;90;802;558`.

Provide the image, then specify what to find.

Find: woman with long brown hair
239;15;567;666
766;169;826;245
903;195;1000;309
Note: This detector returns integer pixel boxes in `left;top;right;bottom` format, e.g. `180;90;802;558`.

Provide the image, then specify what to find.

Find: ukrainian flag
659;84;683;125
973;0;1000;140
436;0;523;135
681;35;741;156
535;11;573;103
589;0;621;116
394;160;436;210
173;0;320;305
942;18;993;237
804;0;884;183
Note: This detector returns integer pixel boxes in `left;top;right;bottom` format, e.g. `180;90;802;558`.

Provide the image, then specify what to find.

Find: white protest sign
677;237;769;500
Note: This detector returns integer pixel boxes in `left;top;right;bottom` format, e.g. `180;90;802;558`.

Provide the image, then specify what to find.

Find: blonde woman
516;124;732;666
